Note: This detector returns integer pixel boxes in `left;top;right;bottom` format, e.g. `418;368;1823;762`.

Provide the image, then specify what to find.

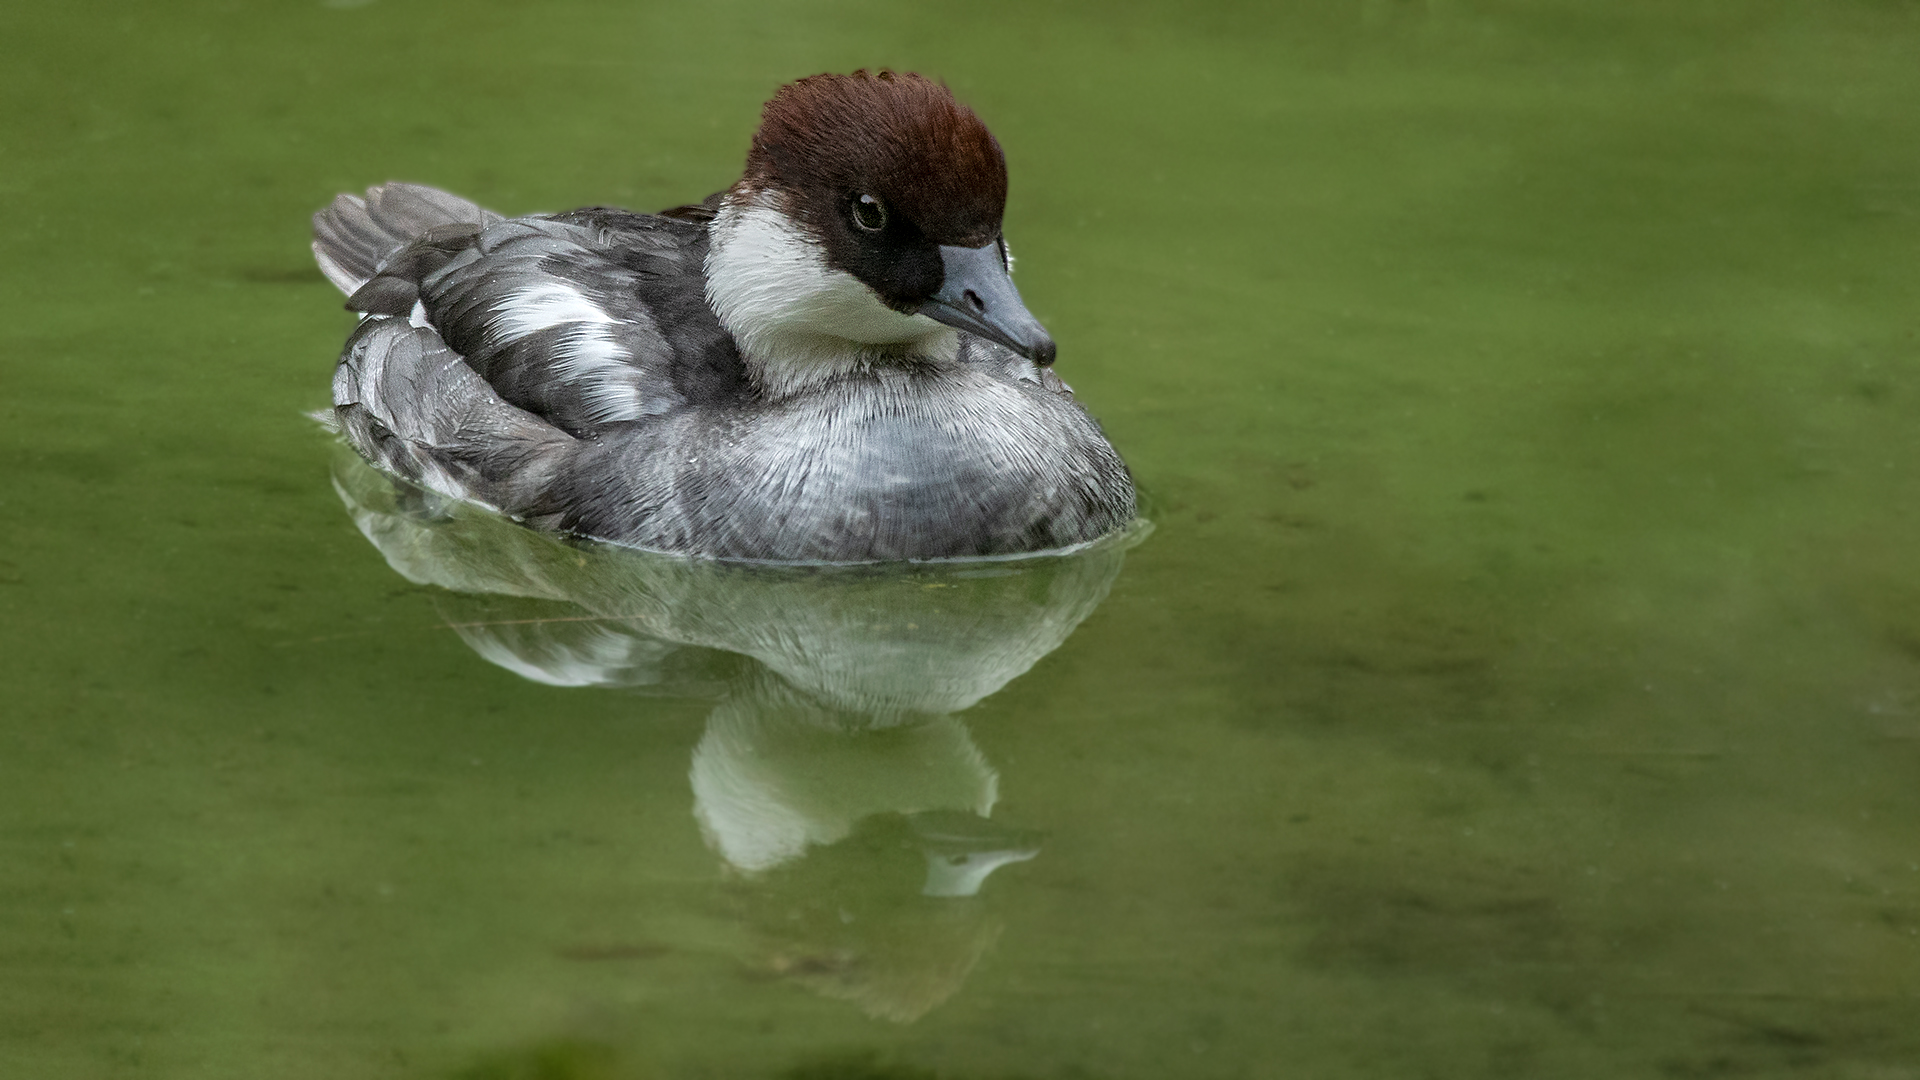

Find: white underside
704;190;960;399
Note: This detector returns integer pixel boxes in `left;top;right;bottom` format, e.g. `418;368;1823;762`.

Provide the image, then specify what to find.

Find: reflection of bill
332;449;1142;1019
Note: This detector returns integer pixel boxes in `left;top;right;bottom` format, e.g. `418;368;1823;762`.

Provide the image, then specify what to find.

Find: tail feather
312;182;501;295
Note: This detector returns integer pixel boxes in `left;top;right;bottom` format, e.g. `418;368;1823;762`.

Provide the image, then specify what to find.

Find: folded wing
322;187;747;440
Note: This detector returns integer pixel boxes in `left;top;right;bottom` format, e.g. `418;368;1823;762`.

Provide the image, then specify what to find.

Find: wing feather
331;200;748;438
417;209;745;435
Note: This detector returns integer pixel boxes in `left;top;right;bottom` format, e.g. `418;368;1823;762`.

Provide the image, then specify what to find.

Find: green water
6;1;1920;1076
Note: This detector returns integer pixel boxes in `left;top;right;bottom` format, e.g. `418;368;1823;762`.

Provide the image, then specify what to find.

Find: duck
312;70;1136;562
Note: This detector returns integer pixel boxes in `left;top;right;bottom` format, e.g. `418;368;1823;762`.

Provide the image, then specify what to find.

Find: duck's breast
568;369;1135;560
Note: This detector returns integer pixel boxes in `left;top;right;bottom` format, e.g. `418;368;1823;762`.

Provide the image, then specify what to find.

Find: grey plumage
314;182;1137;562
330;318;572;512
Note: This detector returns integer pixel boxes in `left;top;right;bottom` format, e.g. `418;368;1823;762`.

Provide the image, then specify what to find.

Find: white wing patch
487;282;647;423
488;282;613;341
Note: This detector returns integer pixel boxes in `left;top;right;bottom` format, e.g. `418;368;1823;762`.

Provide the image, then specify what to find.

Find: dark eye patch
836;226;942;312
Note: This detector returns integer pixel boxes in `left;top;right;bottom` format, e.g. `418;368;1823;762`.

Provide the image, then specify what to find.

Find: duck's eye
851;193;887;232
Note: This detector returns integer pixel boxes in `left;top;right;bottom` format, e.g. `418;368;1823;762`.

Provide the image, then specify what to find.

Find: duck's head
705;71;1055;395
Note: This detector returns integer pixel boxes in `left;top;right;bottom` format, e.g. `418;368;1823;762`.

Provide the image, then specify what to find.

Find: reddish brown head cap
744;71;1007;249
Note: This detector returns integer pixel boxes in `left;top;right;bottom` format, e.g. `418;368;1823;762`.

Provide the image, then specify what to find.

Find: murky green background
6;1;1920;1077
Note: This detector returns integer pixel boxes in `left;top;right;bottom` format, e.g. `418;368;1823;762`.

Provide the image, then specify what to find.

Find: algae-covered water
6;1;1920;1077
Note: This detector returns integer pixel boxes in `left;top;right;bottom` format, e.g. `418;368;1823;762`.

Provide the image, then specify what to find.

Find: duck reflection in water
331;450;1144;1021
